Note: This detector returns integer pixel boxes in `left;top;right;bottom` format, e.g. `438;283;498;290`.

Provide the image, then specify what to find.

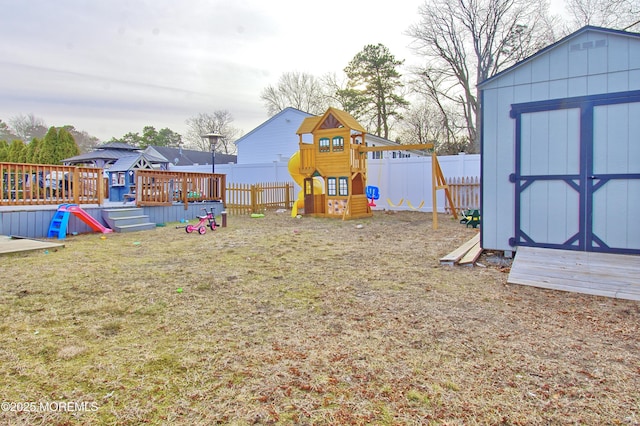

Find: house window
332;136;344;152
319;138;330;152
327;177;337;196
338;177;348;196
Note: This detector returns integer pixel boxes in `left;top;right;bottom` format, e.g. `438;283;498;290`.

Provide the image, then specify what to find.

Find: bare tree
260;71;329;116
9;113;48;142
0;120;19;142
566;0;640;30
407;0;556;153
320;72;351;111
184;110;239;154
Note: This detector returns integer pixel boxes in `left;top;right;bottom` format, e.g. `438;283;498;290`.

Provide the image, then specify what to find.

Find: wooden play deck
508;246;640;301
0;235;64;255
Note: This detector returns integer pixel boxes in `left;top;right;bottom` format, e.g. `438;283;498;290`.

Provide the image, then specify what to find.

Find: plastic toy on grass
365;185;379;207
185;208;218;235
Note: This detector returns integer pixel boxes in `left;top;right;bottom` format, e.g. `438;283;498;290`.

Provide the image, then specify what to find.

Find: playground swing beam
357;143;458;229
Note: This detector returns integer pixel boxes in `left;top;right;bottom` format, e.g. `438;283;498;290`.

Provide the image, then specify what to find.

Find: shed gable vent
570;39;608;52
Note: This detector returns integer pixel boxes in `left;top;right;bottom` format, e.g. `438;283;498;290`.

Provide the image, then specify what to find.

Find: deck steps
102;208;156;233
440;233;482;266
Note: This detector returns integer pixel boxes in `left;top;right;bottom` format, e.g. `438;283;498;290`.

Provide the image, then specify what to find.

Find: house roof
97;142;139;151
479;25;640;89
296;107;365;135
235;107;314;145
148;146;236;165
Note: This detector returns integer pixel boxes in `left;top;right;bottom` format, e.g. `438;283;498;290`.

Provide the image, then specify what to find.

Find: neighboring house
364;134;429;159
146;146;236;169
234;107;427;165
479;25;640;256
235;107;314;164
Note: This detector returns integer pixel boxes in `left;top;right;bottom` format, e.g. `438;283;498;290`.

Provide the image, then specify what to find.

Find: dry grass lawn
0;211;638;425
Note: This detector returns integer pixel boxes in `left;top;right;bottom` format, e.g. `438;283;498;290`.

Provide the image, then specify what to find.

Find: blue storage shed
479;26;640;256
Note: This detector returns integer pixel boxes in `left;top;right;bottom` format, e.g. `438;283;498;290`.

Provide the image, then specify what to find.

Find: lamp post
202;132;222;174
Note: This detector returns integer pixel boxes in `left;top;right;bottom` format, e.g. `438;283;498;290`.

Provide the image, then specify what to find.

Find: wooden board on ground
0;235;65;255
458;241;483;265
439;233;480;266
508;246;640;301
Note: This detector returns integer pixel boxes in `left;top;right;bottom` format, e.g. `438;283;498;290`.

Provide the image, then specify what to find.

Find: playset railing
0;162;103;206
298;143;316;174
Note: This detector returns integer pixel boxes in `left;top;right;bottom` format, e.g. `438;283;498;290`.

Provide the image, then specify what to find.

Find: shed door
514;108;583;250
512;93;640;255
590;102;640;253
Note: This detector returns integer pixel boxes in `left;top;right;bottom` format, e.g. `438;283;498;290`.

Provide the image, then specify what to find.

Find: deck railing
134;170;226;208
0;162;103;206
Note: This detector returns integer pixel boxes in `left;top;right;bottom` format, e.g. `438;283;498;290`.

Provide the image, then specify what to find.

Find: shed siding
481;28;640;252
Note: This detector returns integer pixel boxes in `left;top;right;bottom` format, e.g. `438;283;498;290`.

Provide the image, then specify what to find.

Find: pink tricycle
186;208;218;235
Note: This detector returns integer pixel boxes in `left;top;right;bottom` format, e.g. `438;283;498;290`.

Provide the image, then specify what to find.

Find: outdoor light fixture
201;132;222;174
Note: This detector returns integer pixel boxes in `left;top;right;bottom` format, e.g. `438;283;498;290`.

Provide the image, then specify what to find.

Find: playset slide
288;151;305;217
48;204;112;239
68;205;112;233
287;151;323;217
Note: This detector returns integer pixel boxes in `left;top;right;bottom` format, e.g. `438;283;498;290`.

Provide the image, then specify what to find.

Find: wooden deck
0;235;64;255
508;246;640;301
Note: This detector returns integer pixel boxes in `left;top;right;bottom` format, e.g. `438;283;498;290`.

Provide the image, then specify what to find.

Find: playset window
332;136;344;151
327;177;337;196
319;138;330;152
338;177;348;196
111;172;126;186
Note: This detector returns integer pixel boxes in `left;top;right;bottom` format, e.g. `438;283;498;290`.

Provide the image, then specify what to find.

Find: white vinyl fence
171;153;480;213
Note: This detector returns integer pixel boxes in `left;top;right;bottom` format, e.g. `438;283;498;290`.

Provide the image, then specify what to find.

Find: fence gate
511;92;640;255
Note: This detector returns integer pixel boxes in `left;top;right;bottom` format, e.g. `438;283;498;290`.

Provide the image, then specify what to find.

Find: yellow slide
288;151;322;217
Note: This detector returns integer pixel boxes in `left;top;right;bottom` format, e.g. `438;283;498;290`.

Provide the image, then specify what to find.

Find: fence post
285;183;291;208
251;184;257;213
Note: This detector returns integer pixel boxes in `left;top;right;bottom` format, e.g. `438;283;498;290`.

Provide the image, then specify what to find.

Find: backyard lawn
1;211;638;425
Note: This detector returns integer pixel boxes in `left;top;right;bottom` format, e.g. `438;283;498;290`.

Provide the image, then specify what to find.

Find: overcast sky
0;0;435;142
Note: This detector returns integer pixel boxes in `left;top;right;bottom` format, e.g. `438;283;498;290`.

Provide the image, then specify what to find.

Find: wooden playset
290;107;457;227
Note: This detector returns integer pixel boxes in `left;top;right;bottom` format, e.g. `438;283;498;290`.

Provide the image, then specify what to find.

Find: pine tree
339;44;409;139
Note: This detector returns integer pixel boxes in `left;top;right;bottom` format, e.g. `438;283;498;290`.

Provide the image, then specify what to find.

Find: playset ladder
47;204;72;239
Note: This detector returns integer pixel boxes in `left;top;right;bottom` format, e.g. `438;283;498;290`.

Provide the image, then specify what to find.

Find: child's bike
186;208;218;235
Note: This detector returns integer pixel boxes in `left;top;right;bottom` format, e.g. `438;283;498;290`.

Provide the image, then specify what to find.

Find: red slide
68;205;113;233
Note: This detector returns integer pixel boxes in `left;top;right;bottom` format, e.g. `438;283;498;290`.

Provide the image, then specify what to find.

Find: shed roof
478;25;640;89
108;153;158;172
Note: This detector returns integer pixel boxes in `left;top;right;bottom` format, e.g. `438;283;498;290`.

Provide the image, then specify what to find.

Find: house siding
235;108;313;164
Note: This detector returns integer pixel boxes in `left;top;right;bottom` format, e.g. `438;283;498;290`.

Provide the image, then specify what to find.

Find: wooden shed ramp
439;233;482;266
0;235;64;255
508;246;640;301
